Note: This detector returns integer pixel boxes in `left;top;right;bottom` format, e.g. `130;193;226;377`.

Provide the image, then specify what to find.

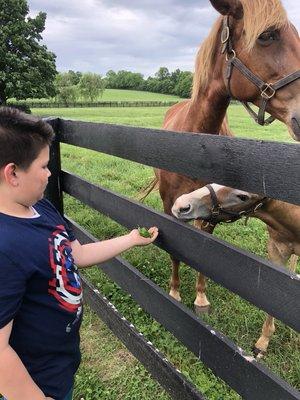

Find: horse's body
146;0;300;311
172;184;300;357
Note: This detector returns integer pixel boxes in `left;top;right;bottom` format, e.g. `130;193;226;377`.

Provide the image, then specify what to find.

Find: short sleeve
0;252;27;329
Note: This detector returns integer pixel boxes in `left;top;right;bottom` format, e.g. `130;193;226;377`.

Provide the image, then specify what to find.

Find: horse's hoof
169;290;181;302
252;346;266;360
194;304;211;315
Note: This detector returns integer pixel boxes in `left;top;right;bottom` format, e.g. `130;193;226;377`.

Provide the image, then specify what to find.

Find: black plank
71;219;300;400
81;276;205;400
44;118;64;214
62;171;300;332
58;119;300;205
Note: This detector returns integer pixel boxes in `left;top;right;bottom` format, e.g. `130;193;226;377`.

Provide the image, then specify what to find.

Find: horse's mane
192;0;288;101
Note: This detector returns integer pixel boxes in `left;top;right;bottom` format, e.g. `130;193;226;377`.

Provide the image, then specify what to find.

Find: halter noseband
205;184;268;226
221;16;300;126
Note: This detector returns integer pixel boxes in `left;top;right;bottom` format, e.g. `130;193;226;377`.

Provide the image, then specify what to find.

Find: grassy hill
9;89;181;104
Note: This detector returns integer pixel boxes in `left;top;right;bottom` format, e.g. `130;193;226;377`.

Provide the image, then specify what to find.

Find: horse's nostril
179;205;191;214
237;194;249;202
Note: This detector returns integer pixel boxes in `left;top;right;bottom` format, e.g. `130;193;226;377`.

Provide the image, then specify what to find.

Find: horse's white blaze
210;183;225;193
172;186;210;213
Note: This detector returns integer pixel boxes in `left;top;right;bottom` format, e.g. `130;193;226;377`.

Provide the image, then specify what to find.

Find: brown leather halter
221;16;300;126
204;184;268;226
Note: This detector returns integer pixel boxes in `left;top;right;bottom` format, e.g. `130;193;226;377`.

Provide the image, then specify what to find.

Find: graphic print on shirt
48;225;82;331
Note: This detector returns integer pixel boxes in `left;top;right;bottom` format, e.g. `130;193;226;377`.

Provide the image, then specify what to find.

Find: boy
0;107;158;400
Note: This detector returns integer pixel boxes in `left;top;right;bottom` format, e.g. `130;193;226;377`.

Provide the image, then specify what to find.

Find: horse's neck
256;200;300;238
163;88;230;134
186;87;230;134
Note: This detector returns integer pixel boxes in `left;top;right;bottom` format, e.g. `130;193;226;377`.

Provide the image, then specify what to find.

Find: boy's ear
3;163;19;187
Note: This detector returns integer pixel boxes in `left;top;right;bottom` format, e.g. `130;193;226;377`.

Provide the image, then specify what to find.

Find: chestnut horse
171;184;300;357
144;0;300;313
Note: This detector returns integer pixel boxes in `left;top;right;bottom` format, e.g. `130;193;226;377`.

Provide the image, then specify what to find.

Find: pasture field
33;104;300;400
9;88;181;104
34;103;294;142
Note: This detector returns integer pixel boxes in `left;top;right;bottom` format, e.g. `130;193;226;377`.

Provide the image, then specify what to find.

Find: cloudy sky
28;0;300;78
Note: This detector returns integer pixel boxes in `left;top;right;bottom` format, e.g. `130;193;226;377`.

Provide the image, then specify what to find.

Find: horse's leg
160;193;182;302
254;232;292;358
289;254;298;272
193;220;215;314
254;315;276;359
169;257;181;301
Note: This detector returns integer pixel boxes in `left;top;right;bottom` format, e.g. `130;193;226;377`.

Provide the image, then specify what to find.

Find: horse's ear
210;0;244;20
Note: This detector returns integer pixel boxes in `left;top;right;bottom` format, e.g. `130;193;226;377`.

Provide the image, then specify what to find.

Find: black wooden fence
11;100;179;109
46;118;300;400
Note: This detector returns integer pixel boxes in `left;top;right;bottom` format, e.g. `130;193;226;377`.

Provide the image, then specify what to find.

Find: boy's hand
129;227;158;246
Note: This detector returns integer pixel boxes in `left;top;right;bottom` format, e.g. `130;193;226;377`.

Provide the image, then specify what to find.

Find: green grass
9;88;180;104
35;106;168;127
34;102;293;142
32;103;300;399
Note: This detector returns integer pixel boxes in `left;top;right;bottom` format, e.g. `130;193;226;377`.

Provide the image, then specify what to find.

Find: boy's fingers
148;227;158;234
149;229;159;240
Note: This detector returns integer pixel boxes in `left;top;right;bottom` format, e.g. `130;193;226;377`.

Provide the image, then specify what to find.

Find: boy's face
15;145;51;206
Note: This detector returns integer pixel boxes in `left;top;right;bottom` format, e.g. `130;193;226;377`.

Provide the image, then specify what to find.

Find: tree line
0;0;193;107
105;68;193;98
54;68;193;105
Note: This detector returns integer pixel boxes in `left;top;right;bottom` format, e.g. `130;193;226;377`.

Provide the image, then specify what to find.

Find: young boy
0;107;158;400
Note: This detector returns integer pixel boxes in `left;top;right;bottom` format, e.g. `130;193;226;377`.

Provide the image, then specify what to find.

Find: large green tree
54;72;78;106
79;73;106;102
0;0;57;104
174;71;193;98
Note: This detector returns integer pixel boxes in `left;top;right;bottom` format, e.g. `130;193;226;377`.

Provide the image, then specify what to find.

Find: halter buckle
211;207;220;217
261;83;275;99
226;49;236;62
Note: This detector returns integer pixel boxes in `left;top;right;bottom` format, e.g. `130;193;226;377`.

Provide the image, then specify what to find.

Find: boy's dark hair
0;107;54;170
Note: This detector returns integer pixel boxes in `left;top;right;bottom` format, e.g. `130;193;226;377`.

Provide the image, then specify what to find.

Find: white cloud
27;0;300;77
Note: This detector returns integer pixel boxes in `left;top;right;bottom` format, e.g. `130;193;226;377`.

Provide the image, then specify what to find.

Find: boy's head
0;107;54;171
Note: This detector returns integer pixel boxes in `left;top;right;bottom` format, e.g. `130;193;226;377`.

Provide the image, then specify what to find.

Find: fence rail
58;119;300;205
81;273;205;400
10;100;179;109
46;117;300;399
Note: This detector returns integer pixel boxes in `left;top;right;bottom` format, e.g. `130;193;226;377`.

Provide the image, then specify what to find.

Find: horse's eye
257;30;278;45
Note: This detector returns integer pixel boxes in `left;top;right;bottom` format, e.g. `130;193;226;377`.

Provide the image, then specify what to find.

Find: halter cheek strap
205;184;268;225
221;16;300;126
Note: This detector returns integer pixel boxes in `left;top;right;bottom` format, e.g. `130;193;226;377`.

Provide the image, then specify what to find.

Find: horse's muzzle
291;113;300;140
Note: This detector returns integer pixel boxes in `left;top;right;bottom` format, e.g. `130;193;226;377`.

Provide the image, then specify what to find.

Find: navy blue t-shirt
0;199;83;399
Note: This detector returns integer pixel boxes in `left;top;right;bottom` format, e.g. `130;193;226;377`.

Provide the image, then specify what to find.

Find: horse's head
172;184;265;224
207;0;300;139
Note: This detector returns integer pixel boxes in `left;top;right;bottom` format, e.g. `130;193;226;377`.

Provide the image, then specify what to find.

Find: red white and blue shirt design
0;199;82;400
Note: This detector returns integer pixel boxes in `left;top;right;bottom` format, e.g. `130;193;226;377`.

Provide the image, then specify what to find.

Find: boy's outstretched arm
71;227;159;268
0;321;51;400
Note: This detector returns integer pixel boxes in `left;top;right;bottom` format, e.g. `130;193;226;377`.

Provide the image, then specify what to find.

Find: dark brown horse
172;183;300;357
144;0;300;313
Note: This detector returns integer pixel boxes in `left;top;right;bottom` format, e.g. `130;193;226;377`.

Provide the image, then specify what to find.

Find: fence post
44;117;64;215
